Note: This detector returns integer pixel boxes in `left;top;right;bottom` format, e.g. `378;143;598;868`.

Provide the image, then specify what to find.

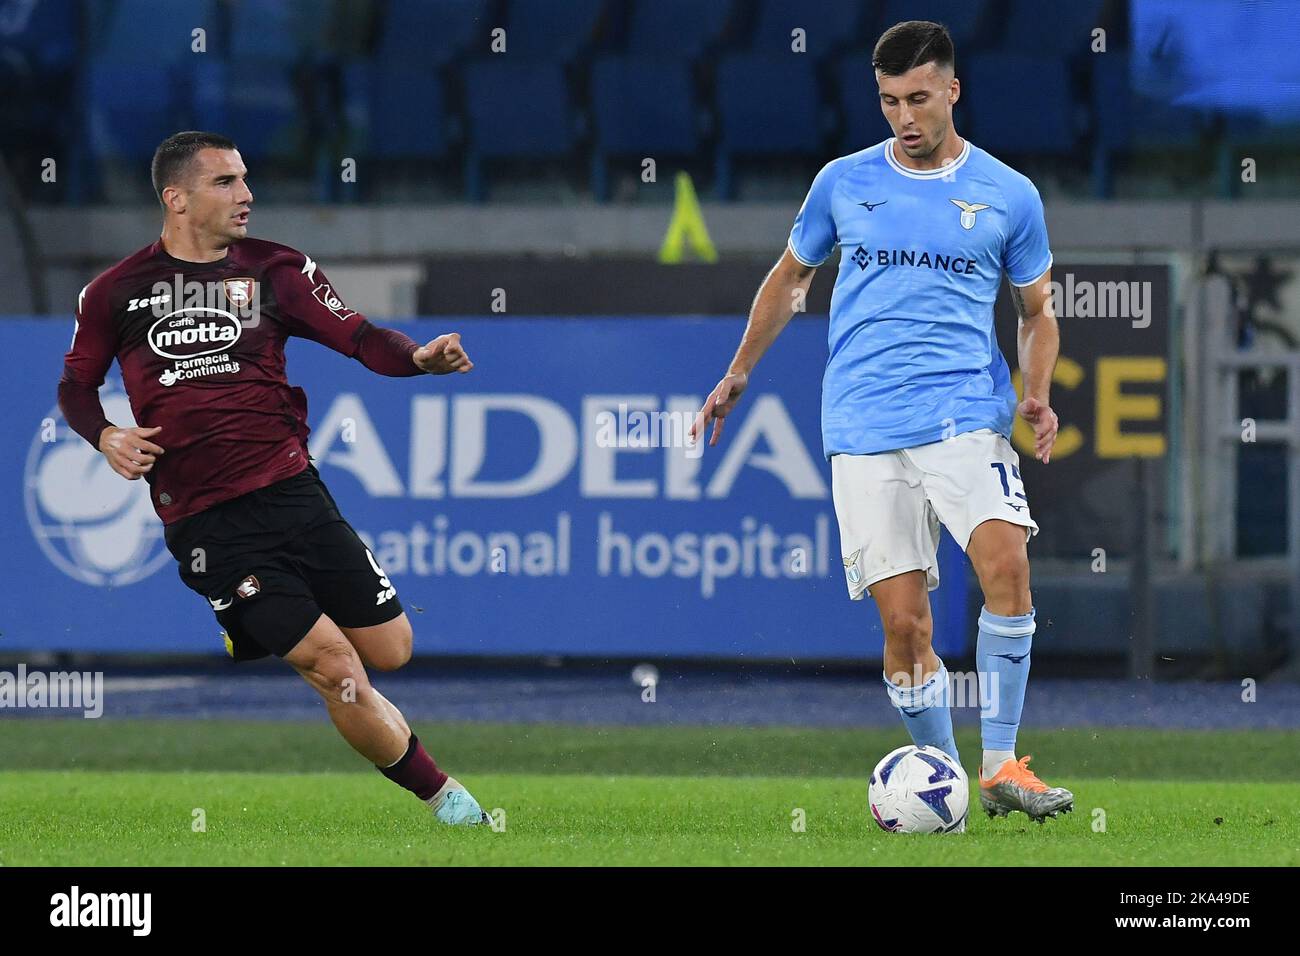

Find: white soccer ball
868;745;969;833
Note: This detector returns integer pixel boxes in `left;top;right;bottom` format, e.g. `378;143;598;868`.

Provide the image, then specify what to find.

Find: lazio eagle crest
950;198;990;230
843;549;862;585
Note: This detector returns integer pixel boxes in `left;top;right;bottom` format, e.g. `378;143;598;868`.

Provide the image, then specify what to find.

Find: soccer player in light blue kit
692;21;1073;823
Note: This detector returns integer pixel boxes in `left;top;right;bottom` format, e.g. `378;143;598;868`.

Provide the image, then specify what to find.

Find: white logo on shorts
366;548;396;605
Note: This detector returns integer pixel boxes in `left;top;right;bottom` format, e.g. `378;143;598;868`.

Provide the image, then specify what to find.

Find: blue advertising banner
3;316;967;659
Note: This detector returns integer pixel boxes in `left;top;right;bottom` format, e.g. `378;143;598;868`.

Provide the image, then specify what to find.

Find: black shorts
163;463;403;661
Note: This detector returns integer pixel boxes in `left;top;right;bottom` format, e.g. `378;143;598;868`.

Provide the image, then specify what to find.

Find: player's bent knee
880;608;930;648
366;636;412;672
345;615;413;672
976;551;1030;596
305;644;367;700
287;624;368;701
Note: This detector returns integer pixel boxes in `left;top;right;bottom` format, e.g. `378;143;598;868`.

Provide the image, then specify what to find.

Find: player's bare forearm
1009;270;1061;462
1017;308;1058;404
692;248;815;446
1010;272;1058;404
728;248;817;376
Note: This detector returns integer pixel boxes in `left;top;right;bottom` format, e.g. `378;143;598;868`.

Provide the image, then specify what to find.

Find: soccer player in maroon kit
57;131;489;826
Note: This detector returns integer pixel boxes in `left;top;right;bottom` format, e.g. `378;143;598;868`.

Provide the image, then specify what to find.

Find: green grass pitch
1;720;1296;866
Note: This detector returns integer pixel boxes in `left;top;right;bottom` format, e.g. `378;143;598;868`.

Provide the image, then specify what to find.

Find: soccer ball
868;745;969;833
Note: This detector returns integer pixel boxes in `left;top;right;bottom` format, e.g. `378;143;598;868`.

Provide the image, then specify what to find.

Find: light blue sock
882;658;959;763
977;607;1036;752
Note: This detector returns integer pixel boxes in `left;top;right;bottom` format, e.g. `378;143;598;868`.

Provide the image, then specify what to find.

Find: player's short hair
150;131;238;204
872;20;955;76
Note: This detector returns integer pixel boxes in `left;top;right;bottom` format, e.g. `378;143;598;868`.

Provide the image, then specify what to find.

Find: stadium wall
6;315;969;661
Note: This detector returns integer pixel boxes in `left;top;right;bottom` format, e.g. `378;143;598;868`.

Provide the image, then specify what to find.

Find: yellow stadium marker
658;171;718;264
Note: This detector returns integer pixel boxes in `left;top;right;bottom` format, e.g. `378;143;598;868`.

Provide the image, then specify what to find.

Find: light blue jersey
788;138;1052;457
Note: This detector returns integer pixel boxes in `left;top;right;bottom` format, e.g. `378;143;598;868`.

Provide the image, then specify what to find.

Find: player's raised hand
413;332;474;374
98;425;165;480
691;371;749;447
1017;396;1059;463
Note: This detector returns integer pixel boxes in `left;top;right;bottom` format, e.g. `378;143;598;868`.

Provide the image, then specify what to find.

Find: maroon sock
377;733;449;801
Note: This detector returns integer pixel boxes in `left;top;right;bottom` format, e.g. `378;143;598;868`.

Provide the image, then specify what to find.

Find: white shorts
832;429;1038;600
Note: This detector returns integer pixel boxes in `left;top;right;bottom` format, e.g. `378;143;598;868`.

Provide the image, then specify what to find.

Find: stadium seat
378;0;486;65
462;60;574;197
591;57;697;156
589;56;698;197
625;0;733;59
85;61;185;159
962;53;1075;156
192;60;304;162
0;0;79;70
344;63;449;159
1000;0;1105;58
91;0;219;63
1088;50;1209;196
748;0;864;57
714;55;824;198
228;0;327;61
1092;52;1202;151
875;0;990;50
503;0;605;62
836;54;896;153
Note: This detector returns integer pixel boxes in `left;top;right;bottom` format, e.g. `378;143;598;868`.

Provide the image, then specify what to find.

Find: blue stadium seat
86;61;185;159
589;56;697;197
625;0;732;59
0;0;79;70
748;0;863;56
93;0;218;63
1092;52;1201;150
1088;50;1206;196
228;0;326;61
836;55;895;152
1000;0;1104;58
463;59;573;197
463;61;572;158
192;60;303;162
962;53;1075;155
344;63;449;159
379;0;486;65
591;57;696;155
877;0;988;50
715;55;823;197
504;0;605;61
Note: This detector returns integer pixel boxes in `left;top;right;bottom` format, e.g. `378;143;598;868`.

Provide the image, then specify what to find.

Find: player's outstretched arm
691;247;817;447
412;332;473;374
1010;269;1061;463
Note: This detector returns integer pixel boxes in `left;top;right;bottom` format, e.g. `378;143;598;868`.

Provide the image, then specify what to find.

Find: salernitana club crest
222;277;256;307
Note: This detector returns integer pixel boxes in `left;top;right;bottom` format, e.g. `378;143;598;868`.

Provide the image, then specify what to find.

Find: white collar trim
884;137;971;180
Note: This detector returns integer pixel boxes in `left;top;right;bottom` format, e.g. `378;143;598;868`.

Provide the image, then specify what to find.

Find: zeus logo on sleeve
302;254;354;320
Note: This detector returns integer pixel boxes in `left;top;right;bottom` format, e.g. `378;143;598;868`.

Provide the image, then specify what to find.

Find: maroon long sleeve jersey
59;237;425;525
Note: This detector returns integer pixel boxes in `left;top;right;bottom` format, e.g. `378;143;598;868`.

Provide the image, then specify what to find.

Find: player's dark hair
151;131;238;204
872;20;955;76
